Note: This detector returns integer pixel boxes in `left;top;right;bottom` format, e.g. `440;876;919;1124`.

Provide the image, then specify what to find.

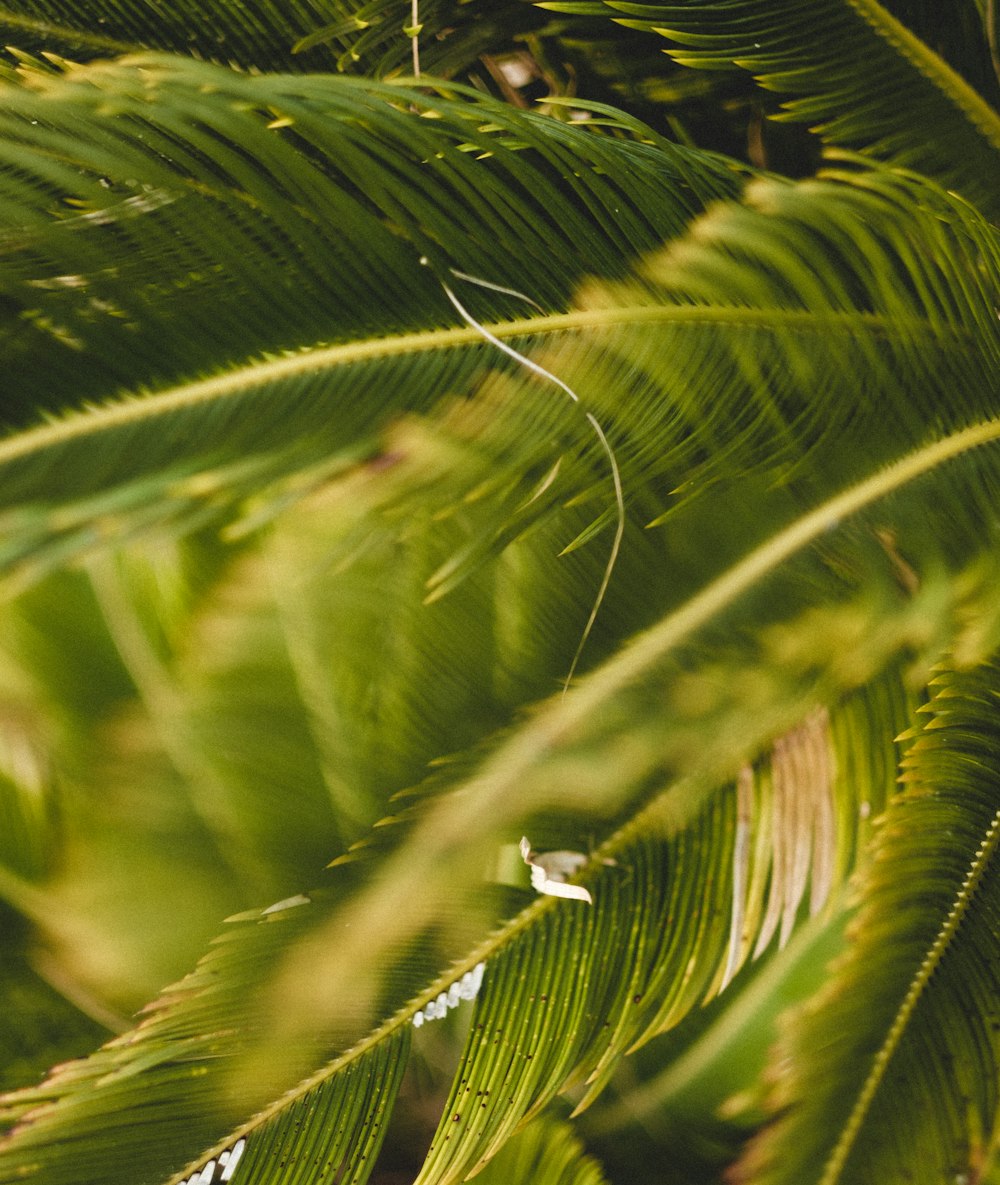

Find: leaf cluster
0;3;998;1185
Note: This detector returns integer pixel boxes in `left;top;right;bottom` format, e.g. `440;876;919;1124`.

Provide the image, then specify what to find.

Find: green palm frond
0;56;738;423
2;8;1000;1181
0;679;897;1185
595;0;1000;213
274;415;1000;1071
6;375;1000;1185
0;53;995;597
0;55;747;589
881;0;1000;103
741;659;1000;1184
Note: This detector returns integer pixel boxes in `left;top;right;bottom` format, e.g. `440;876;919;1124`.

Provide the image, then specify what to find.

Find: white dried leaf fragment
519;837;592;904
459;962;485;999
182;1136;247;1185
412;962;486;1027
220;1138;246;1181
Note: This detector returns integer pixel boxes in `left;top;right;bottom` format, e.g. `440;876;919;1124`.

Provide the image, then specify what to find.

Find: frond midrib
164;772;709;1185
0;305;948;477
817;803;1000;1185
164;903;550;1185
315;412;1000;1047
845;0;1000;151
569;416;1000;723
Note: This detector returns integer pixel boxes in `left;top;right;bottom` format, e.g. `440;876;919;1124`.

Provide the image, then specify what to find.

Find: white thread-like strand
411;0;420;76
433;266;625;695
412;962;486;1027
447;270;546;313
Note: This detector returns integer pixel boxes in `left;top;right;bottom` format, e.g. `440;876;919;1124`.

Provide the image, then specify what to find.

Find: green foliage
0;2;997;1185
745;660;1000;1183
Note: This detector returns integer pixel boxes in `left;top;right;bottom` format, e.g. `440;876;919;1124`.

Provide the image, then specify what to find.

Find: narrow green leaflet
740;659;1000;1184
191;1026;411;1185
0;0;425;73
601;0;1000;215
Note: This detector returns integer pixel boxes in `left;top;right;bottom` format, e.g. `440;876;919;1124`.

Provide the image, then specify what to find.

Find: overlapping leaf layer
0;4;998;1185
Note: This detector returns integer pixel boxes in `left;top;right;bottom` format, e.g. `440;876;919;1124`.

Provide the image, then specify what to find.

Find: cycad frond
1;23;1000;1184
599;0;1000;214
0;60;995;597
0;55;747;590
0;55;739;426
0;681;898;1185
8;388;1000;1183
741;659;1000;1184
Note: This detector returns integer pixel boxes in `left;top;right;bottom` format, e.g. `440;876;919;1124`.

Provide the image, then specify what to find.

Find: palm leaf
0;687;887;1185
0;62;993;599
1;45;1000;1184
594;0;1000;215
5;381;1000;1184
0;54;738;424
6;400;1000;1184
273;414;1000;1068
0;55;746;587
739;659;1000;1184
